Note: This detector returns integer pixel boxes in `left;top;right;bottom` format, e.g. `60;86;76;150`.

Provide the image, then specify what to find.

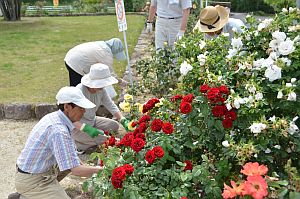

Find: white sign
115;0;127;32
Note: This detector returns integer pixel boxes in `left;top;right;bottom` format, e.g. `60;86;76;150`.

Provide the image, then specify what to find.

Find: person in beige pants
10;87;101;199
73;63;129;152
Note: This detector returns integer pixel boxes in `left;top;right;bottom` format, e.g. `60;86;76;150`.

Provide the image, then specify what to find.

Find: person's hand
120;117;130;132
176;30;185;41
146;22;153;33
81;123;106;138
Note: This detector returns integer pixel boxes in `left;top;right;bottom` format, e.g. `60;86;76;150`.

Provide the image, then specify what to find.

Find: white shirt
151;0;192;18
64;41;114;76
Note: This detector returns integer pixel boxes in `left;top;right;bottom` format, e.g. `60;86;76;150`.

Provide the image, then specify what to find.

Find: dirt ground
0;119;92;199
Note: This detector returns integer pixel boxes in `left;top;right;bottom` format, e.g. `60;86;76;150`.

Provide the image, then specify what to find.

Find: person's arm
147;5;157;22
71;165;102;178
114;111;122;121
180;8;191;32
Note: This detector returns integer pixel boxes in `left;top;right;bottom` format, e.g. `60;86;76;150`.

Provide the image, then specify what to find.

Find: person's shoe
8;192;20;199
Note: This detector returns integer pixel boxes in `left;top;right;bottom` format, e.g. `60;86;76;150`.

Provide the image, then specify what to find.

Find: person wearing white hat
64;38;127;98
194;5;245;41
72;63;129;152
11;87;101;199
146;0;192;50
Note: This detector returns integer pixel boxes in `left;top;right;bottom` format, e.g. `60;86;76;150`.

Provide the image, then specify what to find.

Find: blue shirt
17;110;81;173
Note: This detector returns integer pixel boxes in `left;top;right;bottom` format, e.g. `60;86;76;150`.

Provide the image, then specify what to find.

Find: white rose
293;116;299;122
291;78;297;83
274;145;281;149
255;92;263;100
179;61;193;76
249;123;267;134
278;38;295;55
222;140;230;148
233;99;240;109
265;65;282;82
265;148;271;153
277;90;283;99
280;57;291;66
288;122;299;135
198;40;206;49
226;103;232;111
197;54;206;66
269;116;276;122
282;8;288;13
286;83;293;88
272;31;286;42
248;86;256;93
226;48;238;59
287;92;297;101
231;37;243;50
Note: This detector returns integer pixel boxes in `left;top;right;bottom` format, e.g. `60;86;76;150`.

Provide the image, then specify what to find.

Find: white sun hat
56;86;96;109
81;63;118;88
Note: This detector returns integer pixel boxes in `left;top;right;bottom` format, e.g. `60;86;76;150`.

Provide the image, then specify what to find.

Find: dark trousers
65;62;83;86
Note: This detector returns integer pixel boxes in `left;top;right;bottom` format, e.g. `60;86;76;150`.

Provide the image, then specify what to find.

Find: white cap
105;38;126;61
56;86;96;109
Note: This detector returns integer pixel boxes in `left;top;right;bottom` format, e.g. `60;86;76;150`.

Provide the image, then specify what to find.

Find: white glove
146;22;153;33
176;30;185;41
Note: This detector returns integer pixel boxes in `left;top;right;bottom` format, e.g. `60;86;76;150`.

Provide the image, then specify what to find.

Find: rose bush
83;8;300;199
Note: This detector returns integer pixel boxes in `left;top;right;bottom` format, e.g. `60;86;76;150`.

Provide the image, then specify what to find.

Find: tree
264;0;296;11
0;0;21;21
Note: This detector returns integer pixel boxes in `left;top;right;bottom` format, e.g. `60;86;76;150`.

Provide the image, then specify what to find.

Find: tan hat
194;5;229;33
81;63;118;88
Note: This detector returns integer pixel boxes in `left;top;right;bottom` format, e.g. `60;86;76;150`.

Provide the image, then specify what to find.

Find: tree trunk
0;0;21;21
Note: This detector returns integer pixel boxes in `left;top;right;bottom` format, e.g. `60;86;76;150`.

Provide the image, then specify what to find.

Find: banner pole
122;30;133;87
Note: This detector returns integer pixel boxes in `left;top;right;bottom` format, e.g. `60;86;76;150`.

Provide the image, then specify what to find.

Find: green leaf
290;192;300;199
180;173;188;182
176;161;186;167
278;188;288;198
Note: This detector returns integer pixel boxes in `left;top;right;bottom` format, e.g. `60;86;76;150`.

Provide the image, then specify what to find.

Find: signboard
115;0;127;32
53;0;59;7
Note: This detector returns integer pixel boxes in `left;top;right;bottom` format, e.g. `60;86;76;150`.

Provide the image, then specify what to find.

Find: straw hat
81;63;118;88
194;5;229;33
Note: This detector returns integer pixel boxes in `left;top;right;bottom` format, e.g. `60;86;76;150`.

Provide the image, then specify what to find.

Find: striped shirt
17;110;81;173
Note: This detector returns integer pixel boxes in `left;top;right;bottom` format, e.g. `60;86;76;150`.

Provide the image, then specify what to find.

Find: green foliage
264;0;296;12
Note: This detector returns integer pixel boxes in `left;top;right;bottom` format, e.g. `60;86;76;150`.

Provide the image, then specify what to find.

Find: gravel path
0;119;37;198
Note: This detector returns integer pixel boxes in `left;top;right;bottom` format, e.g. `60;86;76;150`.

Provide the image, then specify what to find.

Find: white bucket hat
194;5;229;33
56;86;96;109
81;63;118;88
105;38;126;61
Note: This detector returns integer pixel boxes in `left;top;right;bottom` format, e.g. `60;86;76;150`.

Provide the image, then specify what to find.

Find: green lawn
0;15;145;103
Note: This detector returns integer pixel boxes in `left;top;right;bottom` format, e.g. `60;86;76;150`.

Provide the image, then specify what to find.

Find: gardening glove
146;21;153;33
81;123;106;138
176;30;185;41
120;117;130;132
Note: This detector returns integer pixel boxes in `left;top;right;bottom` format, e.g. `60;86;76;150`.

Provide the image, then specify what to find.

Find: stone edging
0;29;153;120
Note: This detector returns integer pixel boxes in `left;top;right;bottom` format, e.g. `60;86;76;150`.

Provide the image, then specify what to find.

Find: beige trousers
15;165;71;199
72;116;124;151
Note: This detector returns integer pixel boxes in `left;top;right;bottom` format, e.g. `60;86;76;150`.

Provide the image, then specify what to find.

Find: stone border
0;29;153;120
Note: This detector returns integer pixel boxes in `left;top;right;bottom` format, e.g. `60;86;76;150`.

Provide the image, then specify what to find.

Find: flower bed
83;8;300;199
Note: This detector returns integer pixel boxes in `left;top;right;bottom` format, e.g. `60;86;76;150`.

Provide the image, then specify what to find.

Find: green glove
81;123;105;138
120;117;129;132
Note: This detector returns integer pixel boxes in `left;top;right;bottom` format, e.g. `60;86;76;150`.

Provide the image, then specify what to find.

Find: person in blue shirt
10;87;102;199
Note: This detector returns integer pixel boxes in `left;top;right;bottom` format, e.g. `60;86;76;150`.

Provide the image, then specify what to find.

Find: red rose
122;164;134;176
225;110;237;121
98;159;104;167
121;132;134;147
200;84;211;93
222;118;233;128
138;122;147;133
180;101;192;114
135;133;146;140
184;160;193;171
108;136;116;146
219;85;229;95
152;146;164;158
181;197;188;199
111;176;123;189
112;167;126;180
207;87;221;102
139;115;151;124
143;98;160;113
131;121;138;127
130;138;145;153
182;94;194;103
170;94;183;102
162;122;174;134
133;128;140;136
142;103;152;113
145;150;156;164
151;119;163;132
211;105;227;118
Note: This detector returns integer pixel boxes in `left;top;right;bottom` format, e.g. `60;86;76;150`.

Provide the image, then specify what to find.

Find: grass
0;15;145;104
